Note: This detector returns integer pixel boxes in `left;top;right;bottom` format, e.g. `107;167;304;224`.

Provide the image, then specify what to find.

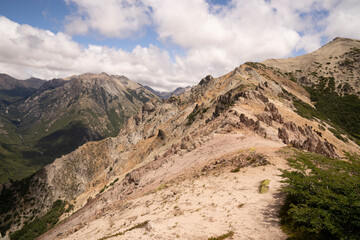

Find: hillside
1;38;360;239
0;73;159;183
263;37;360;143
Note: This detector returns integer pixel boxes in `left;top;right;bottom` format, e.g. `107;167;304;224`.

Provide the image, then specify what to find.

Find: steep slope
1;38;359;239
263;37;360;144
0;73;159;183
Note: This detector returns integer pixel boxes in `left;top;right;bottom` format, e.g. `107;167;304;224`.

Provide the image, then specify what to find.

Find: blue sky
0;0;143;50
0;0;359;91
0;0;232;51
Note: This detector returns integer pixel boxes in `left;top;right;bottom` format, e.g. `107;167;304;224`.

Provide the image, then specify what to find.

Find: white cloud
144;0;301;76
0;16;189;91
1;0;360;91
324;0;360;39
64;0;150;38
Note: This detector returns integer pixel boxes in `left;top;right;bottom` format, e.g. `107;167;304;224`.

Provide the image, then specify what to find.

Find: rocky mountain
144;85;192;99
0;73;160;183
263;37;360;96
1;38;360;239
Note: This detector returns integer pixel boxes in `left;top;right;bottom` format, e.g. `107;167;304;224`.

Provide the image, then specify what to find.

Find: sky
0;0;360;91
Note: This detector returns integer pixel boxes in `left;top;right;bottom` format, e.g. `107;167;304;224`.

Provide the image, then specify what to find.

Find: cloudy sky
0;0;359;91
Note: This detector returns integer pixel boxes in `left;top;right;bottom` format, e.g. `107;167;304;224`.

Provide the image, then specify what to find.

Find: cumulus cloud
64;0;150;38
1;0;360;91
323;0;360;39
0;16;187;91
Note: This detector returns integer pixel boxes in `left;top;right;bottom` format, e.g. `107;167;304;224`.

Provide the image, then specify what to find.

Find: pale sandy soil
40;131;288;240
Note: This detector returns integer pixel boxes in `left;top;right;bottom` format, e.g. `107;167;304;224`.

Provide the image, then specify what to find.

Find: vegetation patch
9;200;66;240
280;151;360;239
259;179;270;194
109;178;119;187
186;104;206;126
305;77;360;143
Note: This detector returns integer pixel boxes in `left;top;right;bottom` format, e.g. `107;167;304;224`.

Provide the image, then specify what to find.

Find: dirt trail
40;131;288;240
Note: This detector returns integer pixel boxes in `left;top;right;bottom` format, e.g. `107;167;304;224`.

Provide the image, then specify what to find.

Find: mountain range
0;37;360;240
0;73;159;183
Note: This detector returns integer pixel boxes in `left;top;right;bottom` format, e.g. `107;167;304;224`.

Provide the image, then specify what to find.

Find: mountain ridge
1;37;360;239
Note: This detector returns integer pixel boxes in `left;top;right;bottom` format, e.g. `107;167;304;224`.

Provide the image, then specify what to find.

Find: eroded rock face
284;121;297;132
256;112;273;126
252;102;339;158
278;128;290;144
265;103;283;124
239;113;255;127
278;121;337;158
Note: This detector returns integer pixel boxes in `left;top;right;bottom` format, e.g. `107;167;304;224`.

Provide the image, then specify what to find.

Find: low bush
280;151;360;239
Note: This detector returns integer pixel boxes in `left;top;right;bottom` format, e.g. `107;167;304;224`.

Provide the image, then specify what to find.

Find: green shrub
280;151;360;239
10;200;66;240
306;82;360;142
109;178;119;187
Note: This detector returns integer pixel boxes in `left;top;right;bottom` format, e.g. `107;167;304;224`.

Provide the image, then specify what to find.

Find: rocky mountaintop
263;37;360;95
1;38;359;239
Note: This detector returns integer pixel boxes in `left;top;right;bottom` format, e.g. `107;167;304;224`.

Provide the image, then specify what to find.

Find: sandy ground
41;131;288;240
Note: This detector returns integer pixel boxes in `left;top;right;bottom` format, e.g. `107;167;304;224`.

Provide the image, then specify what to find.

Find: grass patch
208;231;234;240
280;151;360;239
